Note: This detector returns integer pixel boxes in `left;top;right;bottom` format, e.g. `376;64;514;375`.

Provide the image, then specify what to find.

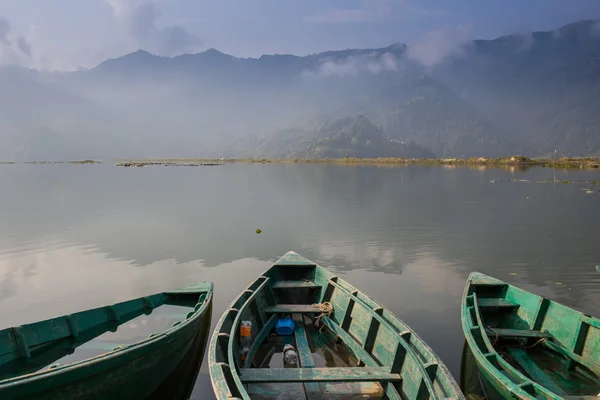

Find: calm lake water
1;163;599;398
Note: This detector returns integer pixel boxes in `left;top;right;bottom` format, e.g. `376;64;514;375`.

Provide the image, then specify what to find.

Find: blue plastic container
274;317;295;335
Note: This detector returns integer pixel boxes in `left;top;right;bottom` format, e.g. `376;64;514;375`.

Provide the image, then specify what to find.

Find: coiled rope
311;302;333;333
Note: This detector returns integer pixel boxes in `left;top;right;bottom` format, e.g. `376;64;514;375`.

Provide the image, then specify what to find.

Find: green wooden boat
0;282;213;400
461;272;600;400
209;251;463;400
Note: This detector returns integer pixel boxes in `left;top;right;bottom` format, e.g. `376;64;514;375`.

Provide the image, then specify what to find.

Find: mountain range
1;19;600;160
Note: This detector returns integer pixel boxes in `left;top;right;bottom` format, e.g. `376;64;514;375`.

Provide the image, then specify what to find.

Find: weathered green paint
208;251;464;400
476;298;519;309
320;316;402;400
461;272;600;400
265;305;322;313
272;281;320;289
505;348;566;396
484;328;552;338
239;367;402;382
0;282;213;400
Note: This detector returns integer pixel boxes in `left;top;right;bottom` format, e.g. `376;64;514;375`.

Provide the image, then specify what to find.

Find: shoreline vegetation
1;156;600;169
113;155;600;169
0;160;102;164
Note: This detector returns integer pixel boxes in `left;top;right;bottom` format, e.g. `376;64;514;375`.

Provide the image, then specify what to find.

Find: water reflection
0;163;599;398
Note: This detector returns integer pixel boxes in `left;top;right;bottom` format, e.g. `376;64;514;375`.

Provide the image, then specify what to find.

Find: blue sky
1;0;600;70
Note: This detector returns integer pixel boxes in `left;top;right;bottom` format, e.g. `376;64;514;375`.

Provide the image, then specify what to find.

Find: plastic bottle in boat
240;321;252;362
283;344;298;367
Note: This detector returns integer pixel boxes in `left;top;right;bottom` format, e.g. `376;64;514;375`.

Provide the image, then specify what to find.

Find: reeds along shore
113;156;600;169
3;156;600;169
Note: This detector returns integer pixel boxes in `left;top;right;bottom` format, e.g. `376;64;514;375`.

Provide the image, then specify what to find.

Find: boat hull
461;272;600;400
209;251;464;400
465;350;519;400
148;301;213;400
0;284;213;400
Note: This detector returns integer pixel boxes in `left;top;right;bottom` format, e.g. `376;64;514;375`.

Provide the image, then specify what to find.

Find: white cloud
304;52;399;78
380;52;398;70
105;0;202;55
407;25;473;67
592;20;600;36
516;32;535;51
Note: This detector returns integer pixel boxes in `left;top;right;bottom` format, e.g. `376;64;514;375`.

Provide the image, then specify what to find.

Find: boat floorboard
506;347;567;396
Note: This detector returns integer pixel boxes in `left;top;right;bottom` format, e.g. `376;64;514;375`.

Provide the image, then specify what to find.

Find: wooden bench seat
484;328;552;338
477;298;519;309
239;367;402;383
265;305;322;314
271;281;320;289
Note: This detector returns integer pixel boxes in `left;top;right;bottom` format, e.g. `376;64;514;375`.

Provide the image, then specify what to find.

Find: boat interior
0;288;209;382
213;256;459;400
466;278;600;398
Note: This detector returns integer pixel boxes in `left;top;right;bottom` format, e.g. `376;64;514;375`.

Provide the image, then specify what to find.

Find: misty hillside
432;19;600;157
223;115;435;159
0;19;599;160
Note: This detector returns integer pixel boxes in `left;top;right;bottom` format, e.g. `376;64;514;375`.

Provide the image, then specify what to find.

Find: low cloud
0;17;33;66
106;0;202;55
407;25;473;67
304;52;398;78
516;32;535;51
592;20;600;36
507;27;535;51
16;36;31;57
0;18;10;43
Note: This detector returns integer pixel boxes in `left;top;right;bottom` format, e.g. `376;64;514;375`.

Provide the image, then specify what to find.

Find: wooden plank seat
265;305;322;314
239;367;402;383
271;281;320;289
477;298;519;309
484;328;552;339
246;382;385;399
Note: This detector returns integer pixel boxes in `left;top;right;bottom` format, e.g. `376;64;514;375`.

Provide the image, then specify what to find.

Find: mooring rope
311;302;333;333
486;325;499;346
524;337;547;349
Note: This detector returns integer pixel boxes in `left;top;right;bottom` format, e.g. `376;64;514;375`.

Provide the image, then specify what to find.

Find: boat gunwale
463;289;550;399
209;275;258;399
321;275;452;398
226;276;271;396
208;251;464;400
460;272;600;400
0;282;214;388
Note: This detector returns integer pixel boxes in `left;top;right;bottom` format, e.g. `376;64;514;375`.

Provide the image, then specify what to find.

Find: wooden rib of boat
0;282;213;400
461;272;600;400
209;251;463;400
